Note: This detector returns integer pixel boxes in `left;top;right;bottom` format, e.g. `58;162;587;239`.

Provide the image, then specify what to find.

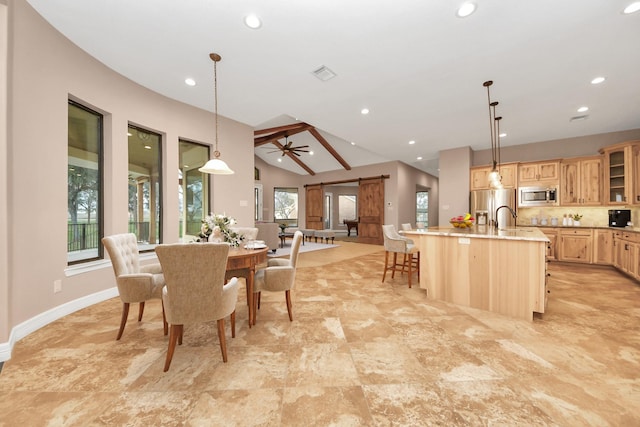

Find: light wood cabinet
470;163;517;190
601;144;631;205
559;228;593;263
612;230;640;279
631;144;640;204
560;156;602;206
541;228;558;260
594;229;613;265
518;160;560;186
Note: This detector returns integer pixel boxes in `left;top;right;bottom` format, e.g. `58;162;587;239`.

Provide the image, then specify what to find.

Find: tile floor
0;242;639;426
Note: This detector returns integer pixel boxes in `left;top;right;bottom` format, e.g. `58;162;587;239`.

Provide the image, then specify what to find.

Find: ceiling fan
268;136;310;157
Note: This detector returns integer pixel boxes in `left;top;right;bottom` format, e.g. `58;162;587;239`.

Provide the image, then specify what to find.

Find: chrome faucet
495;205;517;229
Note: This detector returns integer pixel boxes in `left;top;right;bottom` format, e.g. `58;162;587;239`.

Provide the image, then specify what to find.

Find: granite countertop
404;226;549;242
518;224;640;233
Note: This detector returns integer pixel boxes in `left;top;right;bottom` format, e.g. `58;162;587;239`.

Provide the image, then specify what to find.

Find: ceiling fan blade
292;145;310;150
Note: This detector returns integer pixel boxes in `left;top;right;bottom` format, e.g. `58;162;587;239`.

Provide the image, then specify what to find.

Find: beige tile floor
1;241;639;426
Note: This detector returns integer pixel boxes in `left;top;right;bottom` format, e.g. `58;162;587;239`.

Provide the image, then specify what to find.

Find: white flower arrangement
199;213;243;247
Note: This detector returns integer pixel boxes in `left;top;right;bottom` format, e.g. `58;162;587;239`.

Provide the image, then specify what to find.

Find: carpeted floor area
1;242;639;425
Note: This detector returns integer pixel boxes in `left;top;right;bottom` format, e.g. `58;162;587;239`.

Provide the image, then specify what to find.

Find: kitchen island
404;226;549;321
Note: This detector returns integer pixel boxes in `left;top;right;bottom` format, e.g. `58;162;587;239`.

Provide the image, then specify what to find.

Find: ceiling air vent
312;65;336;82
570;115;589;122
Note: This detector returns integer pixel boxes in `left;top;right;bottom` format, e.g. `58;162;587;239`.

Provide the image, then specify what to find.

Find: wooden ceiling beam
308;127;352;171
254;124;313;147
254;122;309;136
271;140;316;175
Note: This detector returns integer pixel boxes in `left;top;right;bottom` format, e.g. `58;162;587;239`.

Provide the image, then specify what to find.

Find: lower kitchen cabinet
594;229;613;265
613;230;640;279
559;228;593;263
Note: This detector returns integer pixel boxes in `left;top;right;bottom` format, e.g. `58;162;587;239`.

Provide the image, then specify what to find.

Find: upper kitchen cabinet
601;142;631;205
470;163;517;191
518;160;560;187
560;156;602;206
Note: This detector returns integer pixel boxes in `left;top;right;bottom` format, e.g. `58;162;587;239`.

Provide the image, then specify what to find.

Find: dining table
226;246;269;327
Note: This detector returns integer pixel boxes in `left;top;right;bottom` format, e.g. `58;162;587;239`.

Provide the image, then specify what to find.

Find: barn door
305;184;324;230
357;177;384;245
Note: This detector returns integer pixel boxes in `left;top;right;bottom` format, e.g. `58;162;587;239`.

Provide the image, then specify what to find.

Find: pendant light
483;80;503;189
199;53;234;175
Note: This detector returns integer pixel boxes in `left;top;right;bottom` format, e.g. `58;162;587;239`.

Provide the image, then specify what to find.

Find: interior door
305;184;324;230
357;177;384;245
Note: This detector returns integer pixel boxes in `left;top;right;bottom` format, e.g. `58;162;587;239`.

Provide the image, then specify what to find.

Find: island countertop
403;226;549;242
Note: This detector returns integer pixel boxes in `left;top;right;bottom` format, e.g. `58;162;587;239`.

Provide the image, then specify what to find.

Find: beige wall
254;157;439;230
1;1;9;342
1;1;254;345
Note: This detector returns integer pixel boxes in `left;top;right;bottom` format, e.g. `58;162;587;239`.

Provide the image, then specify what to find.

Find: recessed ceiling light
456;2;477;17
309;151;314;155
577;106;589;113
409;140;416;145
499;133;507;138
591;76;605;84
623;2;640;14
185;78;196;86
417;156;423;160
277;158;282;162
351;142;356;145
244;14;262;29
361;108;369;115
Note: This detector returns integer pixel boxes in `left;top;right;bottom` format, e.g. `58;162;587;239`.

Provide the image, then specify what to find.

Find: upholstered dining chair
401;223;412;231
252;230;303;323
102;233;167;340
381;224;420;288
155;243;239;371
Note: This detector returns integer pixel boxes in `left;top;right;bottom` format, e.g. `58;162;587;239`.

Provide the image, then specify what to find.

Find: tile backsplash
518;206;640;227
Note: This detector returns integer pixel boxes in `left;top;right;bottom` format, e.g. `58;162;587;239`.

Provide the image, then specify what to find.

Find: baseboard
0;287;118;362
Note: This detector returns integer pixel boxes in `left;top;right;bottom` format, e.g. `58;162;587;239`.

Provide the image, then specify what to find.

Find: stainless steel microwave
518;186;558;207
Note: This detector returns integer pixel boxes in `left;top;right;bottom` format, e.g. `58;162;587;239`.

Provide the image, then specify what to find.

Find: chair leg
407;254;413;288
217;318;228;363
138;301;145;321
116;302;130;340
285;290;293;321
391;253;398;278
164;324;182;372
382;251;390;282
231;310;236;338
161;300;168;336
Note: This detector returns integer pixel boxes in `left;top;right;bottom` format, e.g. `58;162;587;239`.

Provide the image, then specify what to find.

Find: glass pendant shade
199;157;234;174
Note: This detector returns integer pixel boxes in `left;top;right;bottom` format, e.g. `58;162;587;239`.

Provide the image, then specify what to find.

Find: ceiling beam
254;124;313;147
308;127;351;171
271;140;316;175
254;123;309;136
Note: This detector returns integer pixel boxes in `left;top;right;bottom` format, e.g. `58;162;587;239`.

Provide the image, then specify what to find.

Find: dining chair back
155;243;239;371
252;230;303;322
381;224;420;288
102;233;167;340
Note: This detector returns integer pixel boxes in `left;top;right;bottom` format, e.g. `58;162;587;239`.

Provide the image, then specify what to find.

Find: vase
574;220;581;227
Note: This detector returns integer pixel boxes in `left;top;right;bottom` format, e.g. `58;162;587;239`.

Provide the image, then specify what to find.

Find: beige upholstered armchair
229;226;259;242
255;222;280;253
155;243;239;371
381;224;420;288
102;233;167;340
253;230;303;322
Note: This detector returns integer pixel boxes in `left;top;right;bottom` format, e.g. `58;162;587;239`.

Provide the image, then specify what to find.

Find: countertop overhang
403;226;549;242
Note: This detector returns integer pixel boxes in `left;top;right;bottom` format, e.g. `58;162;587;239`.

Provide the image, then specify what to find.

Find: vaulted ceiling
27;0;640;177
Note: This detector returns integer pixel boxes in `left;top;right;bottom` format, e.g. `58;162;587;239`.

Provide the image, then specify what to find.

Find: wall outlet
53;279;62;293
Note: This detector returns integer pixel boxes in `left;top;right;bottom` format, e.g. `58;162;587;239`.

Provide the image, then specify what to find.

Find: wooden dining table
226;246;268;327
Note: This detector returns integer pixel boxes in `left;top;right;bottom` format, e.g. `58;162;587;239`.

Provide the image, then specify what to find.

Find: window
324;193;332;229
128;125;162;250
254;183;263;222
416;190;429;226
274;187;298;227
178;140;209;241
338;194;357;223
68;101;103;264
